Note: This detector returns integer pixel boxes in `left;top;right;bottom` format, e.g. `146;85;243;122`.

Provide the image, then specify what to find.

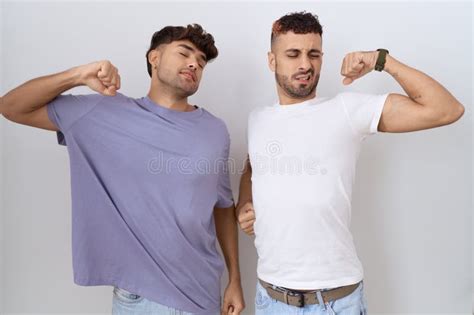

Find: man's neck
147;82;194;112
277;89;317;105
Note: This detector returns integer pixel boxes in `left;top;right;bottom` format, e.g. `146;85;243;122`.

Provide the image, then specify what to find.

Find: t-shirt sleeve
215;130;235;209
46;93;104;145
341;92;389;137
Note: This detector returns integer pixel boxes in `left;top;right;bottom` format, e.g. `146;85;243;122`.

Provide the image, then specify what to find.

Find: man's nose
298;56;312;72
188;60;198;70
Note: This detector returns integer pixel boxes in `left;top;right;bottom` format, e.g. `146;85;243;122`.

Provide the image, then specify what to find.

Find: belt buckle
290;291;305;307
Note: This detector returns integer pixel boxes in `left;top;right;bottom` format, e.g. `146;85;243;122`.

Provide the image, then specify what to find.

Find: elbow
437;102;465;126
1;110;20;123
0;98;12;120
454;102;465;121
0;96;6;116
0;96;31;123
0;101;15;122
1;106;24;124
447;102;465;124
0;96;14;120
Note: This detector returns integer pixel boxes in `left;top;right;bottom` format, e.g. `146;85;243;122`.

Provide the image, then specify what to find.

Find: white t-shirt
248;92;389;290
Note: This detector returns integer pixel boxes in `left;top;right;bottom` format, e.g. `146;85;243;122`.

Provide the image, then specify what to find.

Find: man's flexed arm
340;51;465;133
0;60;121;130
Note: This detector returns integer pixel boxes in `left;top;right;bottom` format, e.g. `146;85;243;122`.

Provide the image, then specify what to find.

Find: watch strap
375;48;389;71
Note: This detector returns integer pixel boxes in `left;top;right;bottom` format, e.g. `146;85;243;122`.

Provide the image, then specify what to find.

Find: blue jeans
111;286;220;315
255;280;368;315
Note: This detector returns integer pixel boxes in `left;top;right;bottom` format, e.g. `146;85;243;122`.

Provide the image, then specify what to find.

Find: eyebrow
285;48;322;54
178;44;207;63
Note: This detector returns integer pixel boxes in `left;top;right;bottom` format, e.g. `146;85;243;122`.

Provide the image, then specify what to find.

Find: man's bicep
378;93;437;133
3;106;59;131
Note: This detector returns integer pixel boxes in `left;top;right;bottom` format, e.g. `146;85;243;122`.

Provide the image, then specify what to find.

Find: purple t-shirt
47;92;234;314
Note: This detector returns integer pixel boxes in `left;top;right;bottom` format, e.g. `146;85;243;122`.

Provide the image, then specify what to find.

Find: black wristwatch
374;48;389;71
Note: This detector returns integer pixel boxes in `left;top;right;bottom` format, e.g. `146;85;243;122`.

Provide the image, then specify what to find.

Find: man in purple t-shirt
1;24;245;315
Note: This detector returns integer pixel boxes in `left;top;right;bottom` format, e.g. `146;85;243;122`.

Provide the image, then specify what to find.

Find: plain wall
1;0;5;312
1;1;472;314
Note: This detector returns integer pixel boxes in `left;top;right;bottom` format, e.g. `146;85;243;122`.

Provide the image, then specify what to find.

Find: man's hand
340;51;378;85
236;201;255;236
78;60;121;96
221;280;245;315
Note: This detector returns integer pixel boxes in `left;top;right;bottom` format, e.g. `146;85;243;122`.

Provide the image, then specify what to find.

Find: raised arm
341;51;465;133
0;60;120;130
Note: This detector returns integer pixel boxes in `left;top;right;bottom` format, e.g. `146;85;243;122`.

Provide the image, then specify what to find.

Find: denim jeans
255;280;368;315
111;286;220;315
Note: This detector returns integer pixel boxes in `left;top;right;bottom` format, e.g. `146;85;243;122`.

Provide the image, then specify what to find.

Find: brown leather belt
258;278;361;308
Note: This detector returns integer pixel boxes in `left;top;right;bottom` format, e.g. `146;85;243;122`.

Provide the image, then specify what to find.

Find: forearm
1;67;82;116
383;55;463;117
214;205;241;283
237;157;252;206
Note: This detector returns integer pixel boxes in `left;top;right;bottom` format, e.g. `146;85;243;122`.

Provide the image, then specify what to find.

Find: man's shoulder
65;91;131;106
249;104;272;118
200;108;229;133
89;92;146;110
105;92;134;102
337;91;380;101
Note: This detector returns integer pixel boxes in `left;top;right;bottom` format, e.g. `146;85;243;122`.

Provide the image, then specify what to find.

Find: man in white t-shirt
236;12;464;315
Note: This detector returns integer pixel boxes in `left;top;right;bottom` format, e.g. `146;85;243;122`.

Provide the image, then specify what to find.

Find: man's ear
148;48;162;71
268;51;276;72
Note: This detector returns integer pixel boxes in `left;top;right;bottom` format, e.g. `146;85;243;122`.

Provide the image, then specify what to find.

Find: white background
0;1;472;314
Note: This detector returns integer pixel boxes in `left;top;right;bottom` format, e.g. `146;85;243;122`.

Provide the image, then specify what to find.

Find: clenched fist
340;51;378;85
236;201;255;236
77;60;121;96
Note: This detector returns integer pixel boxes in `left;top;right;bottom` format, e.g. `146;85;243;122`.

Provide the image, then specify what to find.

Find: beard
275;64;319;99
157;67;199;98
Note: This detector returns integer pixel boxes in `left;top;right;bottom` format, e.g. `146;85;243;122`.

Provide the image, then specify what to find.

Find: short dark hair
146;24;218;77
271;12;323;46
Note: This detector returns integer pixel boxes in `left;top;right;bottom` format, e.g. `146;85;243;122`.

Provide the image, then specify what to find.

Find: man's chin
290;88;314;98
177;82;198;96
181;88;198;97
